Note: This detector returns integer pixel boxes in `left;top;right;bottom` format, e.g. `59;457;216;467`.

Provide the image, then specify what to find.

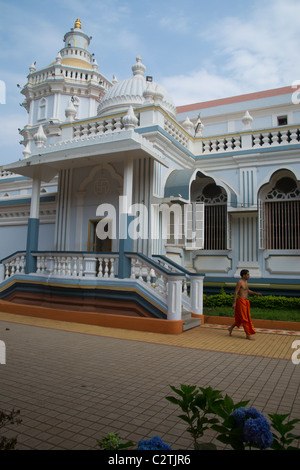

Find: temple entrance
88;219;112;252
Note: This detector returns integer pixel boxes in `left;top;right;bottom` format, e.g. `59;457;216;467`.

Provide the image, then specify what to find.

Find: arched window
38;97;47;121
259;171;300;250
196;182;228;250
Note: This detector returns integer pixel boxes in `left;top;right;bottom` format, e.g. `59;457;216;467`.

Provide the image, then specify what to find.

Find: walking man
228;269;262;340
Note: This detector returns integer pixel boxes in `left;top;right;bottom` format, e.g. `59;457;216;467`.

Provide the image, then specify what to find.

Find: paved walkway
0;311;299;450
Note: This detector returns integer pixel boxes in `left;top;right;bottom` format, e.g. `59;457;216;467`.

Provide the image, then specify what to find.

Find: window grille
265;200;300;250
204;204;227;250
262;176;300;250
196;184;227;250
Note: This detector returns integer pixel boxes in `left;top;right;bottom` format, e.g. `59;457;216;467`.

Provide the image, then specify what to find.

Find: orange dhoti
235;298;255;336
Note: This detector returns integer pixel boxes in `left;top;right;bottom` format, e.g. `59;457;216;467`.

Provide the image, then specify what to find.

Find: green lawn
203;306;300;323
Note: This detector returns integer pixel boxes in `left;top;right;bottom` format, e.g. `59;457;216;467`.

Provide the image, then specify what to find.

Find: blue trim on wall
0;176;30;184
194;143;300;160
135;125;300;161
0;278;167;319
0;195;56;206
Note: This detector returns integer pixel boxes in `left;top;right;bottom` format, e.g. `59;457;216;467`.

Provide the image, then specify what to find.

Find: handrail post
0;263;4;282
190;274;205;316
167;274;185;321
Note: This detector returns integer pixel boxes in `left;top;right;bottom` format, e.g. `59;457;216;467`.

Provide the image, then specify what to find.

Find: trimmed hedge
203;291;300;310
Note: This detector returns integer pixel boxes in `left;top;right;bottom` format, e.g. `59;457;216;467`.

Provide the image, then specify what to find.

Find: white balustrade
3;254;26;279
128;254;197;320
202;135;241;154
0;170;15;179
31;252;118;279
164;118;189;148
72;113;140;140
199;126;300;155
251;127;300;149
130;256;169;301
0;250;202;325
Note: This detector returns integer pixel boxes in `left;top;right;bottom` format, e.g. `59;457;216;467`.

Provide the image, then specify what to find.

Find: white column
26;176;41;273
121;158;134;214
167;275;184;321
190;275;204;316
30;177;41;218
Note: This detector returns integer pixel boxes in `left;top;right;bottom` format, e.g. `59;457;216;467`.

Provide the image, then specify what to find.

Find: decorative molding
266;255;300;274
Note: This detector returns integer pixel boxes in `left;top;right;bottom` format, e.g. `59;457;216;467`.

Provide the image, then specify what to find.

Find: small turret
74;18;82;29
18;19;113;157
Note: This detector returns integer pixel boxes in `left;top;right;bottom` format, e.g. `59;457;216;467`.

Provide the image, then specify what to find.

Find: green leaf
194;442;217;450
166;396;180;405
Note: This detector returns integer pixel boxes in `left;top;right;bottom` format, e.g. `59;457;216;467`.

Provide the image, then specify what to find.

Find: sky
0;0;299;165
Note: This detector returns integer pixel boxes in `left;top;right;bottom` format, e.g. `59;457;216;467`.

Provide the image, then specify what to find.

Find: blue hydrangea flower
231;407;248;427
231;407;273;449
138;436;172;450
243;417;273;449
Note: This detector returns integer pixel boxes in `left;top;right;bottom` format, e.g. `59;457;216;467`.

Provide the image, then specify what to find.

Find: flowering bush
97;433;171;451
166;384;250;449
268;413;300;450
0;408;22;450
97;432;134;450
231;407;273;449
138;436;172;450
97;387;299;451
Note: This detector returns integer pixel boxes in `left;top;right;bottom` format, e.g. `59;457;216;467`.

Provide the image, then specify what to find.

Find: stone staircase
182;309;202;331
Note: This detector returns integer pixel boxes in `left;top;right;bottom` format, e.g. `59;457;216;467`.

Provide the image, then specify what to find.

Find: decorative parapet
164;117;190;148
201;135;242;154
251;127;300;147
198;125;300;155
17;103;300;160
0;170;17;179
71;112;140;139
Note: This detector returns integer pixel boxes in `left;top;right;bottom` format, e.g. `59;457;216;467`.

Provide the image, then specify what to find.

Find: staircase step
182;311;201;331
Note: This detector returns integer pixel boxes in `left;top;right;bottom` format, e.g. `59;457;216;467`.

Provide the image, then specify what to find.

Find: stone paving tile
0;314;299;451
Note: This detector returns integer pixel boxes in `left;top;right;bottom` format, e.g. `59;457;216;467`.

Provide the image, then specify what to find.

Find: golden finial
74;18;81;29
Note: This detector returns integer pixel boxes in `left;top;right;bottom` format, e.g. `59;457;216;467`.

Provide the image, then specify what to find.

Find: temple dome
97;56;176;118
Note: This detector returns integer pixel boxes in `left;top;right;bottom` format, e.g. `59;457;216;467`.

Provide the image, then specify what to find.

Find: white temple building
0;19;299;333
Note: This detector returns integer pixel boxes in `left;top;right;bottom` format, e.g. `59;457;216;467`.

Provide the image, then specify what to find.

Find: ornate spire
182;116;194;135
65;98;77;122
132;55;146;77
33;125;47;148
22;143;31;159
242;110;253;130
74;18;81;29
122;106;138;130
